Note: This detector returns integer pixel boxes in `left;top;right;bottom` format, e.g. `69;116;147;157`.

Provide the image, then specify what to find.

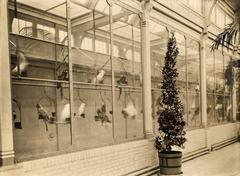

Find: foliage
211;7;240;50
155;33;186;152
224;60;234;92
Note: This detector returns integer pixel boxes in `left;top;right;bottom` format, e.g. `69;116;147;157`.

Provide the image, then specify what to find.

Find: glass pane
206;46;215;93
207;93;215;125
112;4;142;87
187;91;201;128
175;32;186;88
187;38;200;92
215;94;224;123
72;88;114;149
12;85;58;160
224;55;232;94
115;91;144;141
152;91;162;134
112;4;143;141
223;94;232;122
150;21;168;89
10;0;71;160
215;50;224;94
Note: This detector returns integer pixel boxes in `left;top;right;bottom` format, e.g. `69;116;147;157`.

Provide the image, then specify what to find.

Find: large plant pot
158;151;182;175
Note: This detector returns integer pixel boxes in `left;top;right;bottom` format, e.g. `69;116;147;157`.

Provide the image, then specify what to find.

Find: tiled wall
1;140;157;176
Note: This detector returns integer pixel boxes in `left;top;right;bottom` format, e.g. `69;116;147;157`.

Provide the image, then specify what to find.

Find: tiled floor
155;142;240;176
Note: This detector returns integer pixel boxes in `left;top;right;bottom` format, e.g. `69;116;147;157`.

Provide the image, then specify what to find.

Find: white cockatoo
139;72;142;86
12;50;29;76
215;103;223;110
92;70;105;84
195;85;200;91
77;103;86;118
226;104;231;116
122;100;138;119
60;103;70;122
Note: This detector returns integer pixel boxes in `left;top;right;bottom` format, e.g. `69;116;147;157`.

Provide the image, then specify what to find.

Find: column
200;40;207;127
0;0;15;166
141;0;153;139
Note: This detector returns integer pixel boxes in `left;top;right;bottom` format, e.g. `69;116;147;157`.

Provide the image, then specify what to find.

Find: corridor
155;142;240;176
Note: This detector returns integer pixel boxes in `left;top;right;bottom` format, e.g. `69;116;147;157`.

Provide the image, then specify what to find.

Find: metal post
200;40;207;128
66;0;74;145
108;0;116;139
185;36;189;128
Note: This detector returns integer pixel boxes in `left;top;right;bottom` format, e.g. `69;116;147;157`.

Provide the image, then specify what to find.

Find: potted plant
155;33;186;175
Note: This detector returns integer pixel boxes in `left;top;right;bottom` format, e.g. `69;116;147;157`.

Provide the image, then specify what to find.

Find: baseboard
125;147;210;176
211;136;239;151
122;166;159;176
182;147;210;162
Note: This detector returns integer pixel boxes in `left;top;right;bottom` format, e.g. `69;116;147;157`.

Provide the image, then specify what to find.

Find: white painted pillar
141;0;153;139
200;40;207;127
0;0;15;166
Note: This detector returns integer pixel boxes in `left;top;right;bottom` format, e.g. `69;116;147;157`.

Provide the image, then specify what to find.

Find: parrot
60;103;70;122
94;103;111;125
57;69;69;98
122;100;137;119
92;70;105;84
117;75;128;100
36;103;50;131
12;50;29;76
77;103;86;118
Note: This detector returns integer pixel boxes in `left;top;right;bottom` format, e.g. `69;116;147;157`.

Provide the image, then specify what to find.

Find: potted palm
155;33;186;175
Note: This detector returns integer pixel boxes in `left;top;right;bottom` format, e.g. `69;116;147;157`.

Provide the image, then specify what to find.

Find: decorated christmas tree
155;33;186;152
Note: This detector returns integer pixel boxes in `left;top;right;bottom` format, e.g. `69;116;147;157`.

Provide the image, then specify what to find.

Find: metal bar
12;82;56;87
73;81;112;87
185;36;189;127
9;33;67;47
222;53;225;122
132;24;135;87
66;0;74;145
109;2;116;140
213;50;216;122
54;27;60;151
45;2;66;12
12;76;68;84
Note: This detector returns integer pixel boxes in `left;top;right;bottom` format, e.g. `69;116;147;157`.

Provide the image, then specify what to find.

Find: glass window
216;7;225;28
206;47;233;126
187;38;201;128
9;0;69;161
95;40;107;54
12;18;33;37
59;30;67;44
81;37;93;51
37;24;56;42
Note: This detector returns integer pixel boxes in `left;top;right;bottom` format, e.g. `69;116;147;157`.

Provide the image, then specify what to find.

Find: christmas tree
155;33;186;152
